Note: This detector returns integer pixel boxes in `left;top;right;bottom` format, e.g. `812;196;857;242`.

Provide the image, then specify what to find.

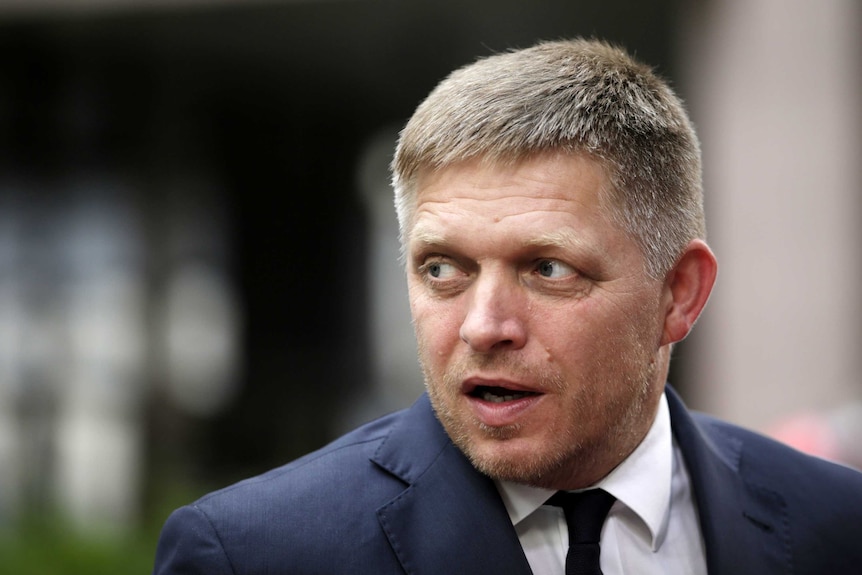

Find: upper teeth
481;391;526;403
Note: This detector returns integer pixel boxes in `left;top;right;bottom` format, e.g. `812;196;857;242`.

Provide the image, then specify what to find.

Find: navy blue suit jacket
153;387;862;574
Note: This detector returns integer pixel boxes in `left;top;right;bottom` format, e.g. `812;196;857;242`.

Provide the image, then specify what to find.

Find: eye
420;259;460;280
535;259;576;279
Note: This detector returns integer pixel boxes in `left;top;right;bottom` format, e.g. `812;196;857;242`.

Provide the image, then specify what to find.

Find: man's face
406;152;670;490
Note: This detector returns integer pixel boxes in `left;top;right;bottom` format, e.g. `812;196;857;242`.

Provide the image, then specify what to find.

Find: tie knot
547;489;616;545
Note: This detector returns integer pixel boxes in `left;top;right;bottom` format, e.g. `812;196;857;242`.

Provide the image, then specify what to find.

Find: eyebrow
408;226;448;249
520;229;590;252
408;225;595;259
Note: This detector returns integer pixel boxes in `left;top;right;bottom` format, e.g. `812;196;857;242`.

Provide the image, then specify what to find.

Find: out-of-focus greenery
0;520;157;575
0;482;205;575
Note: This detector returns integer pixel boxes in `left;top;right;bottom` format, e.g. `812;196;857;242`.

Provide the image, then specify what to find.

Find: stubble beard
420;345;657;490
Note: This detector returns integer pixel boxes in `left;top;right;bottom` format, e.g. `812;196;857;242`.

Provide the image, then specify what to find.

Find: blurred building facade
680;0;862;469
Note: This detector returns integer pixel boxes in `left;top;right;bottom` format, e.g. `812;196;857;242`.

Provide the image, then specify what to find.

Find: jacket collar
667;386;791;575
371;394;533;575
371;389;792;575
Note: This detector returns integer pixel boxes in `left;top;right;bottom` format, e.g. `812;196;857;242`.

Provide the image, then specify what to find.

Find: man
153;39;862;574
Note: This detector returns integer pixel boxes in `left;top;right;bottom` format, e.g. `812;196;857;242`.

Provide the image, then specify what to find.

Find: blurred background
0;0;859;572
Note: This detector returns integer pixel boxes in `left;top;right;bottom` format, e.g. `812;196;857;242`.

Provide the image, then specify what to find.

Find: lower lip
467;393;544;427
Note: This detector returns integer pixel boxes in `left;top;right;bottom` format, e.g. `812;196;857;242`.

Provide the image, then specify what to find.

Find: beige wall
679;0;862;436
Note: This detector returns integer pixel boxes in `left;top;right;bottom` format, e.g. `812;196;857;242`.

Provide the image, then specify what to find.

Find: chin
459;431;574;486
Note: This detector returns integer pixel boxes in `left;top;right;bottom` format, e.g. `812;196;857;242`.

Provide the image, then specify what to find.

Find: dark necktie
546;489;616;575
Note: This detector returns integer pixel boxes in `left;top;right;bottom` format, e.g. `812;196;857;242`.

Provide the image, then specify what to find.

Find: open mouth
469;385;541;403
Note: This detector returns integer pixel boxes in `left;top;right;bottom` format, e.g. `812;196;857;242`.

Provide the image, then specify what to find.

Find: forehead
404;152;643;271
409;152;614;237
415;152;609;203
406;152;649;278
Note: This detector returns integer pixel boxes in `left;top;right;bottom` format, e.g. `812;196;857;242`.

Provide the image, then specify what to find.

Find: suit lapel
667;387;791;575
372;395;532;575
371;389;794;575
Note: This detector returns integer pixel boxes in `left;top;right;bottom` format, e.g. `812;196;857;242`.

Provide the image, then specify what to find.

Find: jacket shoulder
692;412;862;534
197;406;409;514
154;407;414;574
692;411;862;487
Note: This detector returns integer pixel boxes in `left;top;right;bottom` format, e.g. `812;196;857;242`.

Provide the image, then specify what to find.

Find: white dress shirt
495;393;707;575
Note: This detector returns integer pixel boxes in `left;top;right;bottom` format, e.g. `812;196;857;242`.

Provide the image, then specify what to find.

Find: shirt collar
496;392;673;551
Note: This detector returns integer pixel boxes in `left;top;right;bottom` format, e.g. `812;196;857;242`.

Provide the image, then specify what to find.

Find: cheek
411;299;462;355
542;305;642;369
536;303;602;351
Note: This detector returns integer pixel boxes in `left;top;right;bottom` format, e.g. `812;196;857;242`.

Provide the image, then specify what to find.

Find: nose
459;272;527;353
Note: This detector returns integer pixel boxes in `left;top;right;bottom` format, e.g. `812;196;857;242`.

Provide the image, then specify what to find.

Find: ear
660;239;718;346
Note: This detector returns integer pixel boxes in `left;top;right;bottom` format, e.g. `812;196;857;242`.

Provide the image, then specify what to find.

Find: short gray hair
391;38;705;278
